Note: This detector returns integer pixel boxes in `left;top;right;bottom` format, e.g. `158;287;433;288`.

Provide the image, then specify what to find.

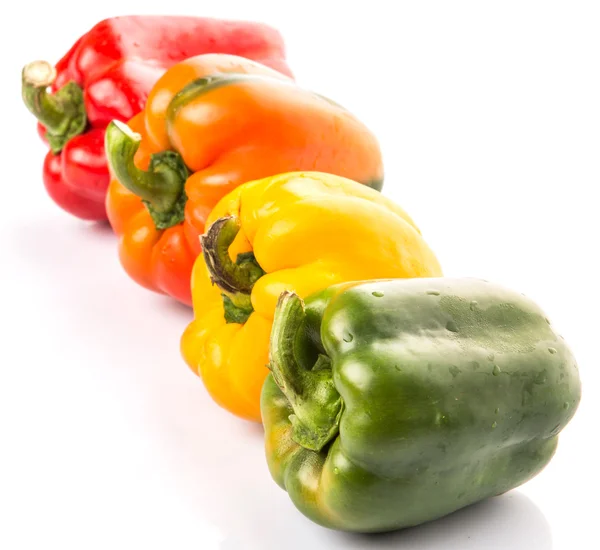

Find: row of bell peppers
22;16;581;534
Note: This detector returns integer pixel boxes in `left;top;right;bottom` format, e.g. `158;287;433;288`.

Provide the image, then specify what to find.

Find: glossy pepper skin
180;172;442;422
105;57;384;306
21;16;292;221
262;278;582;533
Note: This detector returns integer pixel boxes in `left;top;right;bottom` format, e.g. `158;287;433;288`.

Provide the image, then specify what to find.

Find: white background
1;2;599;548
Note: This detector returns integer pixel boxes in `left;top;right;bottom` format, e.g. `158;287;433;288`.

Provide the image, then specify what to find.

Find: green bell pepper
261;278;581;533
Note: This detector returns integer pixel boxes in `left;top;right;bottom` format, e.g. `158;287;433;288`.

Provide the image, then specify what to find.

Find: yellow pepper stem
201;216;265;323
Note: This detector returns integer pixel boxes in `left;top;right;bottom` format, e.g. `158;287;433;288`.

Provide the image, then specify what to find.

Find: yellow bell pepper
181;171;443;422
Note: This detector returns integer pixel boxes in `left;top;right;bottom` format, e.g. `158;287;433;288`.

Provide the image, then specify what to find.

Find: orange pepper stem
21;60;87;154
201;216;265;323
268;291;343;452
105;120;189;230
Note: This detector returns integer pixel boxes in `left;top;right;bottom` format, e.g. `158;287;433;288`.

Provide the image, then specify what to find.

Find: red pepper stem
268;291;343;452
201;216;266;324
21;60;87;153
105;121;189;230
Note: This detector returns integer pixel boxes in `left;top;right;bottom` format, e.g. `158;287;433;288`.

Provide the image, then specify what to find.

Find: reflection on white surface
219;492;552;550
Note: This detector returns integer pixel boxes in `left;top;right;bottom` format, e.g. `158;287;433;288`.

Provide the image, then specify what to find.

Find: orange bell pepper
105;53;384;305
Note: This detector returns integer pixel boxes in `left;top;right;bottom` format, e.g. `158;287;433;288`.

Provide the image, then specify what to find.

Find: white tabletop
2;2;598;548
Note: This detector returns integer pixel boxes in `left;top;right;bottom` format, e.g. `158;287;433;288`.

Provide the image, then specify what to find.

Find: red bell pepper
21;16;293;221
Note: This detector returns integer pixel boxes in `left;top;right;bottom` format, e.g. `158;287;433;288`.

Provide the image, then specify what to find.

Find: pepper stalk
268;291;344;452
104;120;190;229
21;60;87;154
201;216;265;323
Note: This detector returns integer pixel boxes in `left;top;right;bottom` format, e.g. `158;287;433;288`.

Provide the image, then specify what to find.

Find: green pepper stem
105;120;189;229
269;291;343;452
21;60;87;153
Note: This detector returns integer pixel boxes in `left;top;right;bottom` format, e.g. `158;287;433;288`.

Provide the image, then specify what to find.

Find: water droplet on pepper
446;321;459;333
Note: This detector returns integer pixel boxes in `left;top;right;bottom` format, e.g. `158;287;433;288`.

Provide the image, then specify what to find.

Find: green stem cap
105;120;189;229
21;60;87;154
269;291;344;452
201;216;265;324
